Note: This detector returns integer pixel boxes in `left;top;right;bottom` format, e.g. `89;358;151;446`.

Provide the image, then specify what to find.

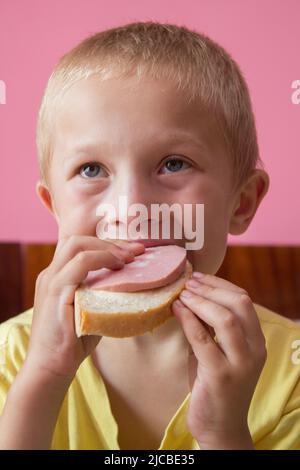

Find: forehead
53;74;222;152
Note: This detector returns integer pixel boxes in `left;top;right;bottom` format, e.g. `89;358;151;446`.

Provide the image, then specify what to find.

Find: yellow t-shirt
0;304;300;450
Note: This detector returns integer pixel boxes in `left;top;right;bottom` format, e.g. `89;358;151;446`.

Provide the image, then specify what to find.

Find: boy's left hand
172;272;267;450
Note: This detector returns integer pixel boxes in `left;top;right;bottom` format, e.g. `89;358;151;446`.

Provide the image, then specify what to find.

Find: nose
96;171;156;239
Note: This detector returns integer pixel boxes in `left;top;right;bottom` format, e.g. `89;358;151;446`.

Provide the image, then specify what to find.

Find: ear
229;169;270;235
36;180;59;223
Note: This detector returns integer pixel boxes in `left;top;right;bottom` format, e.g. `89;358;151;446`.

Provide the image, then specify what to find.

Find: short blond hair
36;21;264;191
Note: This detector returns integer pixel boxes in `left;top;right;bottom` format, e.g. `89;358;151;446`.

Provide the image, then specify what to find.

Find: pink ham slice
82;245;187;292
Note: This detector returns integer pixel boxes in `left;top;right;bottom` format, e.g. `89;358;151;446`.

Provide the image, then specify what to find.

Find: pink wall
0;0;299;244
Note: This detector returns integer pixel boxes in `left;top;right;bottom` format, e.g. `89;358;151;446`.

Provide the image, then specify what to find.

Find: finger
50;236;143;274
172;299;225;370
48;250;125;302
192;272;247;295
185;278;264;342
104;238;145;254
179;290;250;365
55;235;144;257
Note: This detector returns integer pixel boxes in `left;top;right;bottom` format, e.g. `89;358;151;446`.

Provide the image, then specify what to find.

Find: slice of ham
82;245;187;292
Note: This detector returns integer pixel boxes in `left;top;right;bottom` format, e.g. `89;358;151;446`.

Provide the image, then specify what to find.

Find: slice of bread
74;260;193;338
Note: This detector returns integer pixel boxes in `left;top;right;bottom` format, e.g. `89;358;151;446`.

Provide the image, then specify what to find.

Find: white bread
74;260;193;338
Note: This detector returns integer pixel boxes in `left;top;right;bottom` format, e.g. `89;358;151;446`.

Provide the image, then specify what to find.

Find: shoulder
253;302;300;345
0;308;33;337
250;304;300;448
0;308;33;379
254;302;300;329
253;302;300;395
253;302;300;375
0;308;33;351
253;302;300;380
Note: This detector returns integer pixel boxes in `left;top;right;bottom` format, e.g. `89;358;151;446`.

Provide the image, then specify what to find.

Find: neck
98;315;188;357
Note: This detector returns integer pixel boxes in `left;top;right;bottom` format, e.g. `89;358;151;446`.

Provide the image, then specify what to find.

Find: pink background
0;0;299;244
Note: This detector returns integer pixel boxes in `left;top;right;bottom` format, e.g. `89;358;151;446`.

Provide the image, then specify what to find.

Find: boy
0;21;299;450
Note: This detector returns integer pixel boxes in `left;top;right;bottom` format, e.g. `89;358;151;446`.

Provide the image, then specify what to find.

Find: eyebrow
67;129;209;158
158;130;209;151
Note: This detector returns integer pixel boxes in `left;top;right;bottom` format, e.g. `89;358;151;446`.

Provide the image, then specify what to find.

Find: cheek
185;180;231;273
183;179;230;228
203;189;231;256
188;238;228;275
57;177;101;210
52;181;101;237
187;192;229;273
204;196;231;235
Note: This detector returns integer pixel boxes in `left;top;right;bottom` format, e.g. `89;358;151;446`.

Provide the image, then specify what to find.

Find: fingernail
186;279;200;288
180;289;193;298
192;271;205;279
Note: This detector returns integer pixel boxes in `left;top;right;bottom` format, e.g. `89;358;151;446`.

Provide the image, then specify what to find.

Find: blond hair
36;21;264;191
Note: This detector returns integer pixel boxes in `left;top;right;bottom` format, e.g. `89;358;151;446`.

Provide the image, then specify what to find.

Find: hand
26;235;145;380
172;272;267;449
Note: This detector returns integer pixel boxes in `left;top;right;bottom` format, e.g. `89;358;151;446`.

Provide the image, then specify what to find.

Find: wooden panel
217;246;300;319
0;243;299;321
21;244;56;311
20;244;300;319
0;244;22;323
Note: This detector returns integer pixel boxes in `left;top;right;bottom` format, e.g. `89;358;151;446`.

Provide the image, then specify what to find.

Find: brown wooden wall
0;244;299;324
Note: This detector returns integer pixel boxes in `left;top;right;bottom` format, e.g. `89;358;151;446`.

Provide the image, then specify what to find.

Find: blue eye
162;158;191;174
80;163;102;178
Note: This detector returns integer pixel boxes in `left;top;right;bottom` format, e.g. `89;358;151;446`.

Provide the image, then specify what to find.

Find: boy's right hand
25;236;145;381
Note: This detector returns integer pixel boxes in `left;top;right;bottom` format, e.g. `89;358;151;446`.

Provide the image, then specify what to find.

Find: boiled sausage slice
82;245;187;292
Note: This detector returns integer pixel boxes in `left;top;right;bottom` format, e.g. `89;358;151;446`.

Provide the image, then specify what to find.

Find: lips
101;235;185;249
130;239;185;249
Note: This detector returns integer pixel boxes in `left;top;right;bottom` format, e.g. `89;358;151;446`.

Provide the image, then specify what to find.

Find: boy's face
39;74;267;274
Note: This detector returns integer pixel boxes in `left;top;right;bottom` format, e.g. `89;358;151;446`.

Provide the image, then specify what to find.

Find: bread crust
75;261;192;338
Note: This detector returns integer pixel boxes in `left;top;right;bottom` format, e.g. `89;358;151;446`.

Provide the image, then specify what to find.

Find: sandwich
74;244;192;338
